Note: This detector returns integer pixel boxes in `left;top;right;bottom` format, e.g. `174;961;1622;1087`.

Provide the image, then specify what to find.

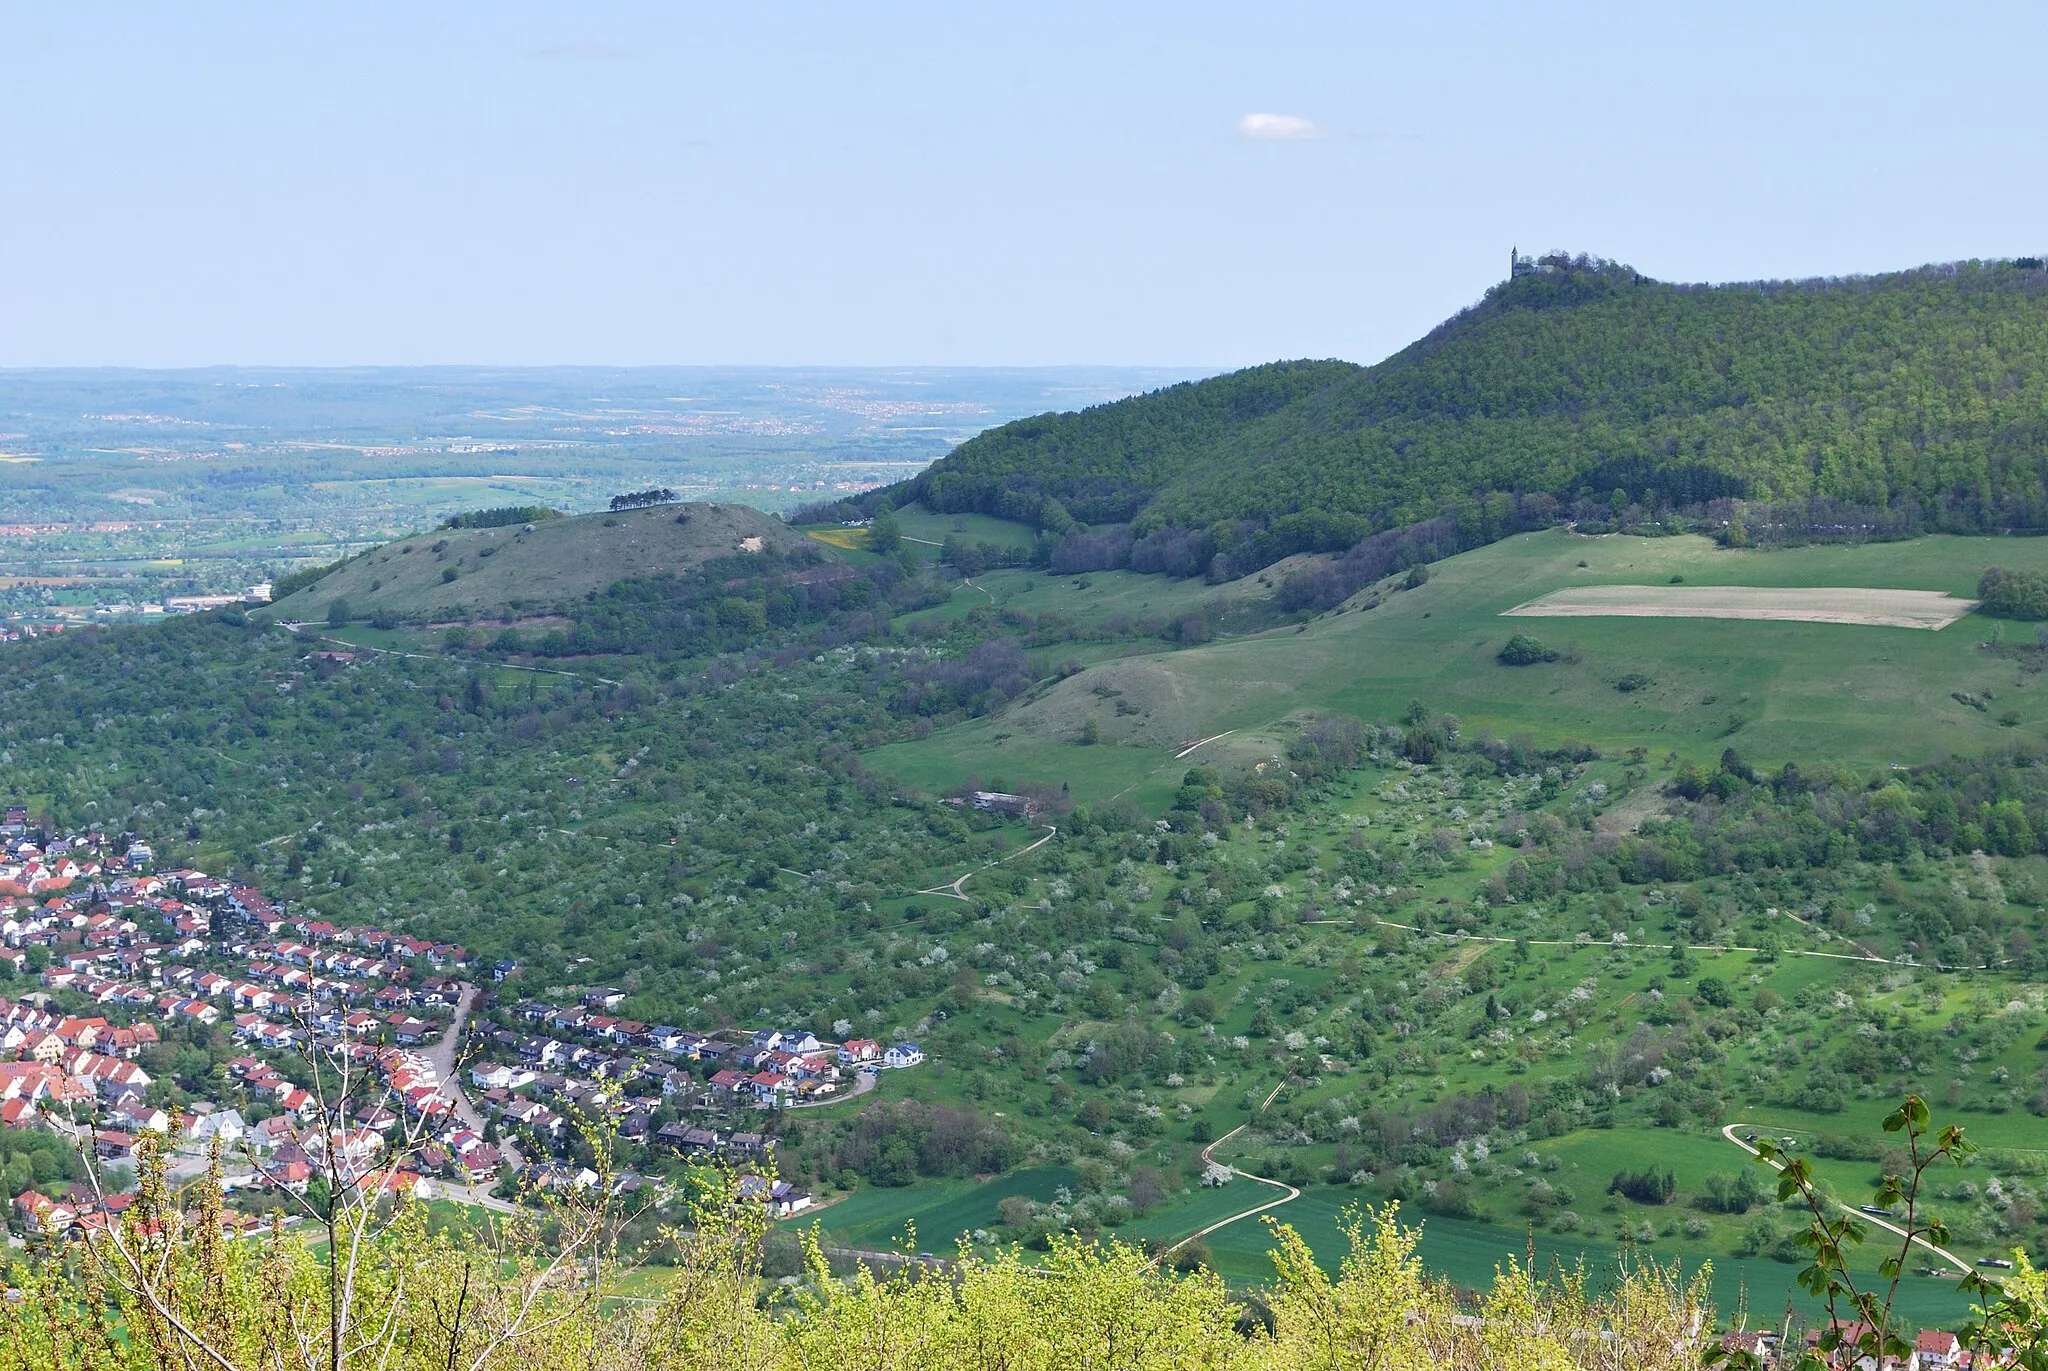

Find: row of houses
1718;1322;1966;1370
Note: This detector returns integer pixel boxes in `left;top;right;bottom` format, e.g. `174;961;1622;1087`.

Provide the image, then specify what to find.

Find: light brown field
1502;584;1977;630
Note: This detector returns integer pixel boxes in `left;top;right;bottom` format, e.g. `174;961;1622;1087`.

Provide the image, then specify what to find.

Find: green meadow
790;1167;1079;1252
890;505;1042;553
1188;1193;1976;1331
874;529;2048;806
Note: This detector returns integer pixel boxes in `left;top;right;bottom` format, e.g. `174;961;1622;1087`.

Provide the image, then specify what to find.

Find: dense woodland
880;257;2048;580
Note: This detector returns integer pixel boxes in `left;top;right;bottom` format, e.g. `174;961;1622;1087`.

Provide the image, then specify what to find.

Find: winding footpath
1159;1080;1299;1262
1718;1123;1973;1276
916;824;1058;903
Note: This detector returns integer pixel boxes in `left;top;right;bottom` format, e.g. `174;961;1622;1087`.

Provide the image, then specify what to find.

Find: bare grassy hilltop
265;502;806;623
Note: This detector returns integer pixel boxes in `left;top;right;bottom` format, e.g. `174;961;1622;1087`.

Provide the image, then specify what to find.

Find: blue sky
1;2;2040;368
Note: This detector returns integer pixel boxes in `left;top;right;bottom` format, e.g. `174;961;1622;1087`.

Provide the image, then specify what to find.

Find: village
0;811;926;1240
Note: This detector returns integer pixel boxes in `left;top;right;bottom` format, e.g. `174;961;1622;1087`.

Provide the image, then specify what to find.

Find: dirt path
1158;1080;1298;1262
1101;734;1240;808
1442;940;1493;975
1174;730;1235;761
915;825;1057;903
1718;1124;1973;1276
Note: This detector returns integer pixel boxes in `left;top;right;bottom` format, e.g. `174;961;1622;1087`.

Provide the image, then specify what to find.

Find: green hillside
266;502;807;622
891;255;2048;575
871;529;2048;801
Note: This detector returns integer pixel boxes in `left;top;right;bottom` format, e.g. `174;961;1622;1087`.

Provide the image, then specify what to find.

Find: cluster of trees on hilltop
874;257;2048;579
439;505;562;529
609;487;678;510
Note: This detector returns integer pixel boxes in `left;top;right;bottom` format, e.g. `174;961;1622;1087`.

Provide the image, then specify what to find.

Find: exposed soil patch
1504;585;1975;630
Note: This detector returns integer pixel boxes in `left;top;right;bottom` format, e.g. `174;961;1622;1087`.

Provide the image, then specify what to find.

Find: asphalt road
425;983;523;1175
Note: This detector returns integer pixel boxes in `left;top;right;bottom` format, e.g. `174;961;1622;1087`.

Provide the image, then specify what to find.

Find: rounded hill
886;255;2048;565
266;502;807;623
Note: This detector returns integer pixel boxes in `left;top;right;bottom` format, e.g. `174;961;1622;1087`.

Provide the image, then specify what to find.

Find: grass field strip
1503;584;1976;630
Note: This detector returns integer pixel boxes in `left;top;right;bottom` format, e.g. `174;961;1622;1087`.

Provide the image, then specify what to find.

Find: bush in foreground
8;1095;2046;1370
5;1140;1717;1371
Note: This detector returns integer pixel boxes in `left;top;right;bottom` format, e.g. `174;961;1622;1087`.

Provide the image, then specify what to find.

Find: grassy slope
795;1167;1079;1252
889;505;1041;553
874;530;2048;804
267;502;806;622
849;537;2048;1311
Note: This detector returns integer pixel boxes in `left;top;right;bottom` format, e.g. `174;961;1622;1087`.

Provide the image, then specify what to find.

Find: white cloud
1238;112;1329;142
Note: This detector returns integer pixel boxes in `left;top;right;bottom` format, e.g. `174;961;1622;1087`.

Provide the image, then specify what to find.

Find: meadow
793;1166;1080;1253
874;529;2048;806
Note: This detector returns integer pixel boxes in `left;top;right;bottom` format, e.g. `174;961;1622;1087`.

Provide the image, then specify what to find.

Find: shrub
1980;566;2048;618
1498;633;1561;665
1697;1168;1767;1214
1608;1166;1676;1204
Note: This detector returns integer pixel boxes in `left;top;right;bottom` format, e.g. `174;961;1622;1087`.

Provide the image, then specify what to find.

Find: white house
469;1063;534;1091
882;1042;924;1069
186;1107;247;1145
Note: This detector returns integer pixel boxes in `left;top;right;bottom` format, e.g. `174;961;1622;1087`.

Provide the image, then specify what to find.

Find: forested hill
887;255;2048;574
